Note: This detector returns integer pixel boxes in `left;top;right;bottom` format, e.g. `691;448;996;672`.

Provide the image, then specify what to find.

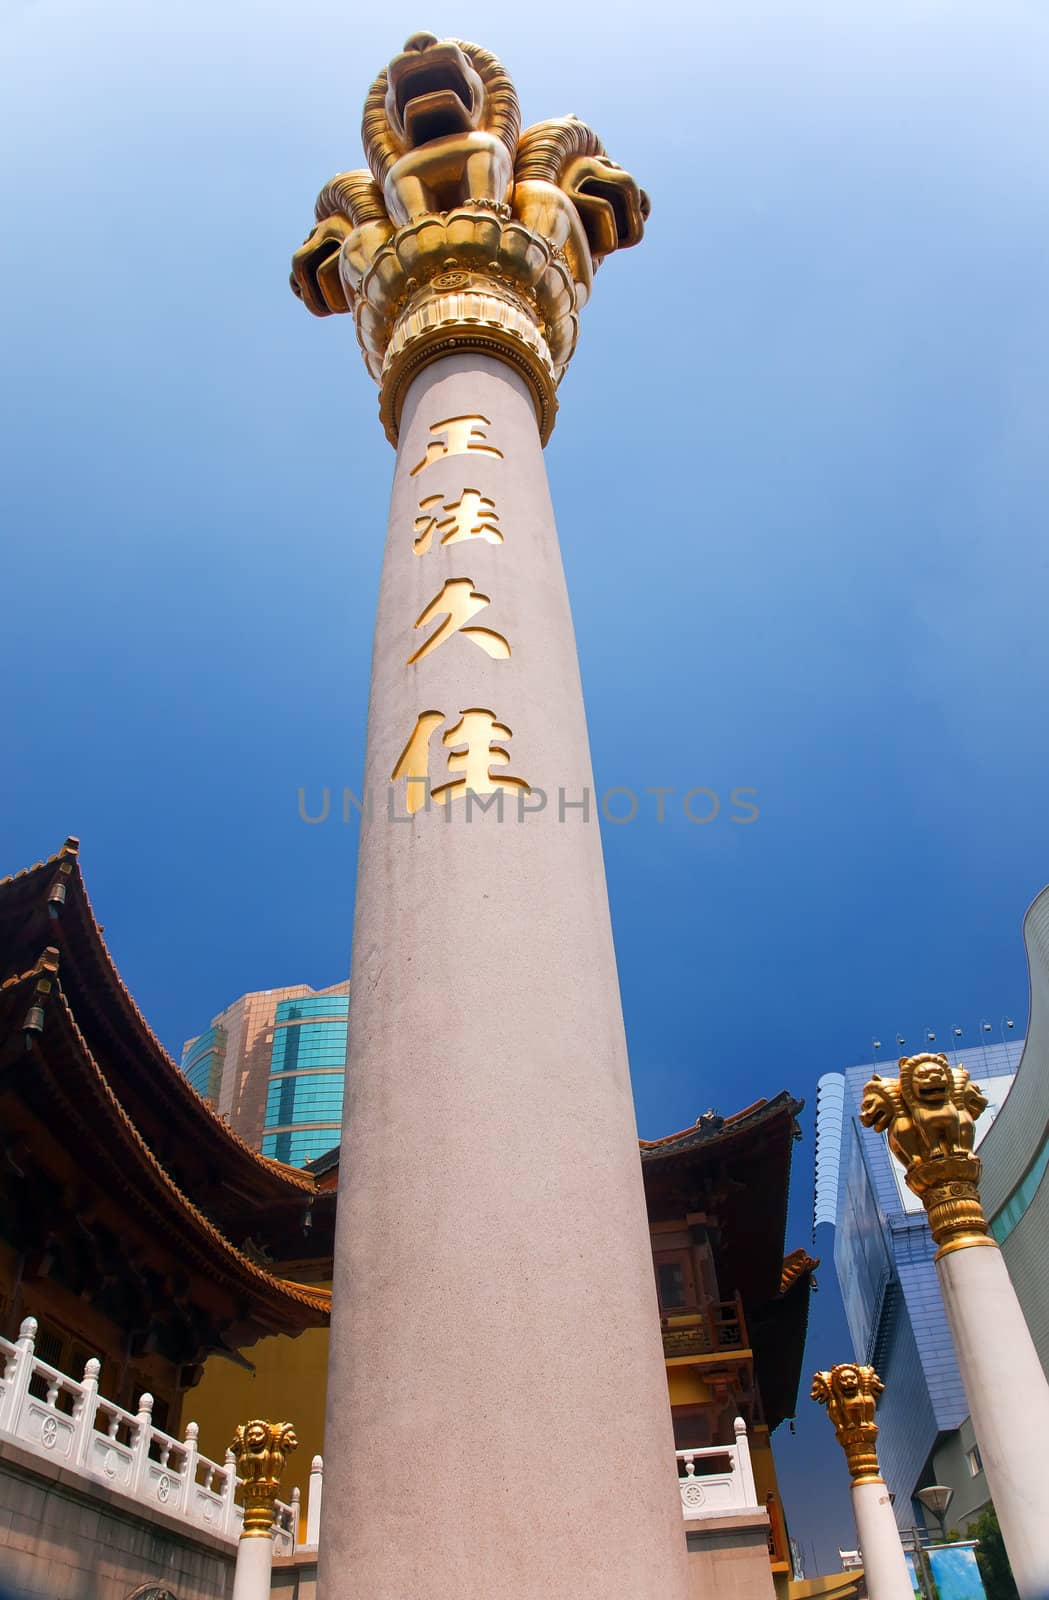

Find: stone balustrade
675;1416;761;1519
1;1315;753;1551
0;1317;317;1551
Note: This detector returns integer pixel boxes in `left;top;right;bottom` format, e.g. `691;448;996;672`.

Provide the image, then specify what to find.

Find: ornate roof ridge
638;1090;801;1152
780;1247;820;1295
0;835;79;890
45;847;317;1195
0;947;61;992
7;963;328;1318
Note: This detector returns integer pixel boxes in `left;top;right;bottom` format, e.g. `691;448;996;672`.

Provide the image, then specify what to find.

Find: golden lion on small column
860;1053;987;1172
811;1363;884;1482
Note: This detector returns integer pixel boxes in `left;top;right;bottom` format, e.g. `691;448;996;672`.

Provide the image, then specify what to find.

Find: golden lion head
911;1054;952;1105
515;117;649;264
562;154;650;259
362;33;520;190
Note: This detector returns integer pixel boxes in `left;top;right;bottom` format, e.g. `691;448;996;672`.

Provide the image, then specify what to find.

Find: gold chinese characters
392;412;527;812
413;489;503;555
407;581;510;667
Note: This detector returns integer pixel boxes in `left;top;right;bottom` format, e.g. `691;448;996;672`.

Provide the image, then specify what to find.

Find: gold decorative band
908;1157;995;1260
837;1429;882;1485
378;275;559;447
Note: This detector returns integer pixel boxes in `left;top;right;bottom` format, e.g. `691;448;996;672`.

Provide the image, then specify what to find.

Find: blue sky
4;0;1049;1571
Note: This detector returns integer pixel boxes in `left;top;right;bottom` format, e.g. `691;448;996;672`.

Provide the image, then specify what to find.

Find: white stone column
812;1364;914;1600
319;352;689;1600
859;1054;1049;1600
305;1454;323;1548
937;1243;1049;1600
851;1481;914;1600
231;1531;274;1600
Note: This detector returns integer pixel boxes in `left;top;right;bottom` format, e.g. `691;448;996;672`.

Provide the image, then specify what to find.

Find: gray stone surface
322;353;691;1597
0;1439;234;1600
684;1510;776;1600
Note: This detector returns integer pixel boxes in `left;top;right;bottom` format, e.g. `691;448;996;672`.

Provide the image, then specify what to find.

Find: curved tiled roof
639;1092;802;1157
4;951;329;1328
0;840;318;1208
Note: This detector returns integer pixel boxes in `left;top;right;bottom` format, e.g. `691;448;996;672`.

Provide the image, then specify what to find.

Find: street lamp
916;1485;954;1544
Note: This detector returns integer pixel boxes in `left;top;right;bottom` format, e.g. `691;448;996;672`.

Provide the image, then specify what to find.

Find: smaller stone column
811;1364;913;1600
229;1419;298;1600
861;1055;1049;1600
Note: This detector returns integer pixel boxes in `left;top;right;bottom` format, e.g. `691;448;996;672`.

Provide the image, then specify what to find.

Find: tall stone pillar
811;1365;913;1600
861;1054;1049;1600
290;32;691;1600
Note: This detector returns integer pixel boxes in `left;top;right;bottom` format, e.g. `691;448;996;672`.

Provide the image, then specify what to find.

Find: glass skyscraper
815;1037;1022;1532
261;993;349;1165
180;980;350;1165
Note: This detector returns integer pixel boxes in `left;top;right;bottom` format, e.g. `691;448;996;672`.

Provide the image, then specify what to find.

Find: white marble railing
0;1317;316;1552
676;1416;761;1520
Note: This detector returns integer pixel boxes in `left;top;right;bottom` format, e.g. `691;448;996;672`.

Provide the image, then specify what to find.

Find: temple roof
0;840;330;1245
0;950;329;1352
641;1093;815;1429
0;839;814;1408
641;1092;804;1303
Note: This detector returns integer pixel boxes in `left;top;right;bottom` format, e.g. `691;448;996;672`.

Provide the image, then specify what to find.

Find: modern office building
181;979;350;1163
814;1034;1022;1533
979;885;1049;1378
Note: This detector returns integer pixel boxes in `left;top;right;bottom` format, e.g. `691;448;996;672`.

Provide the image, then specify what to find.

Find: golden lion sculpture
860;1053;987;1173
811;1363;883;1432
290;32;647;335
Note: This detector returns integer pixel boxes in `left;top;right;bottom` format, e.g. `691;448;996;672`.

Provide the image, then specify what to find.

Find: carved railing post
0;1315;37;1433
73;1357;101;1468
220;1446;239;1535
181;1420;200;1516
732;1417;758;1507
305;1453;323;1548
130;1392;154;1494
229;1419;298;1600
811;1364;912;1600
860;1054;1049;1599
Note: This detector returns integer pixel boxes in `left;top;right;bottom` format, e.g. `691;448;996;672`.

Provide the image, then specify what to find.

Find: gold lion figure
291;33;518;315
860;1053;987;1172
290;33;648;325
512;116;650;305
811;1363;883;1433
230;1418;298;1482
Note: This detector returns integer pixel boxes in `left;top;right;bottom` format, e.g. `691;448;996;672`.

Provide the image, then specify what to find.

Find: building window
655;1251;696;1310
966;1444;983;1477
658;1262;686;1307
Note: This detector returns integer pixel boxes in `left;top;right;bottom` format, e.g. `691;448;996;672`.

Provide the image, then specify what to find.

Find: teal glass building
180;980;350;1166
181;1023;226;1100
261;994;349;1165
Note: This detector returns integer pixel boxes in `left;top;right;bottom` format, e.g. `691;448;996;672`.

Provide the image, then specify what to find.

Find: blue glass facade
260;994;348;1167
815;1040;1022;1527
181;1024;226;1103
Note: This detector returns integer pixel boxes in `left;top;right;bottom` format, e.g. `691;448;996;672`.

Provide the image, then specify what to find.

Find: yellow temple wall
665;1365;712;1406
190;1325;331;1525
